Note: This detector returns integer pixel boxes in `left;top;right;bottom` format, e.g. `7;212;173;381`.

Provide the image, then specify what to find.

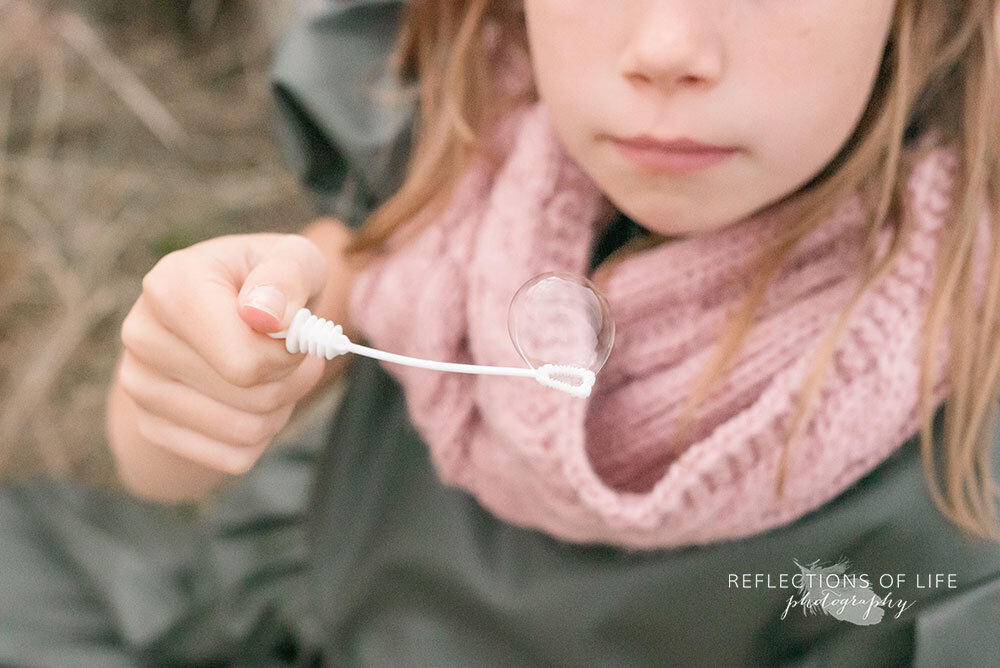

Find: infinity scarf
347;100;964;549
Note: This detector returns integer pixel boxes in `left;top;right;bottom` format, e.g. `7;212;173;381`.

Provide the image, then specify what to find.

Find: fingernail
245;285;285;319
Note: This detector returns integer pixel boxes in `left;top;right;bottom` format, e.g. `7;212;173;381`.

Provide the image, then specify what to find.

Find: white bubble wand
267;272;614;399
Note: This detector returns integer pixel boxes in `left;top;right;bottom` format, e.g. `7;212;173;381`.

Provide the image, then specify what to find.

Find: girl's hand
117;233;329;476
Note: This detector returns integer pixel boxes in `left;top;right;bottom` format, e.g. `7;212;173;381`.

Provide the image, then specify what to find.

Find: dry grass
0;0;321;490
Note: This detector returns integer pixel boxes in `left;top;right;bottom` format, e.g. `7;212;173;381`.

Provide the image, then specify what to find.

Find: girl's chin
614;203;742;237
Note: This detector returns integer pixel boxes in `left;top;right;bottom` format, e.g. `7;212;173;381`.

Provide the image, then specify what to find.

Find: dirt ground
0;0;324;490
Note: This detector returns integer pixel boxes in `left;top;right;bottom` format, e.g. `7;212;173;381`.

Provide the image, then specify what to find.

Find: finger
118;350;296;449
236;234;328;334
141;255;308;388
122;298;327;413
132;405;268;476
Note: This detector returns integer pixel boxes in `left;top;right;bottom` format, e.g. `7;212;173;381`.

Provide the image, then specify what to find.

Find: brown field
0;0;324;490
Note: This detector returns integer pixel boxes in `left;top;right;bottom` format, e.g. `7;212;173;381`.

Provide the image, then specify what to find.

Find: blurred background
0;0;321;490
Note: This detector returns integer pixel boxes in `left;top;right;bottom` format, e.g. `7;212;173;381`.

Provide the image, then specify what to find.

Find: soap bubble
507;271;614;375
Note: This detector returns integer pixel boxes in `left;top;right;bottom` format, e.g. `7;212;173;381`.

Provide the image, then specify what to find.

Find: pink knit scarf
347;100;964;549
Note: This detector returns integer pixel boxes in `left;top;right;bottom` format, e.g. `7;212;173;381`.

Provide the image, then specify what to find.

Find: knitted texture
348;100;972;549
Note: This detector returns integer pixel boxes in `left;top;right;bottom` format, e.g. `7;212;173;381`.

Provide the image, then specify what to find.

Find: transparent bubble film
507;271;614;379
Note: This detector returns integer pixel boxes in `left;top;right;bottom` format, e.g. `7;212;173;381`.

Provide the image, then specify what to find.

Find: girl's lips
611;136;739;172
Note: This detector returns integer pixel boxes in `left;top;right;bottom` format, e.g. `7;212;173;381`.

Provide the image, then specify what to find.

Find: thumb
237;235;328;334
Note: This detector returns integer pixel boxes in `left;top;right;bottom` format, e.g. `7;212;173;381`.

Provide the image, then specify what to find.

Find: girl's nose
619;2;724;91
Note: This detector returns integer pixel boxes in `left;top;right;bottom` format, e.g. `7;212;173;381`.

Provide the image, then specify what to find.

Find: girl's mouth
611;135;739;172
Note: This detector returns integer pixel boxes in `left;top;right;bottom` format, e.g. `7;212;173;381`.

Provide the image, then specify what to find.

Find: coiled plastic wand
268;307;596;398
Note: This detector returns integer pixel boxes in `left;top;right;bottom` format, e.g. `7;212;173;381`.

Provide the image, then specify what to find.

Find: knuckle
285;233;324;260
117;354;146;401
273;404;295;433
257;382;289;414
141;252;186;307
141;258;168;300
219;445;263;476
218;354;263;389
120;308;143;352
229;412;273;448
284;234;327;280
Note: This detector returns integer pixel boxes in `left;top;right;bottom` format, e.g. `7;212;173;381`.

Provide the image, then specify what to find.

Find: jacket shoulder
269;0;414;227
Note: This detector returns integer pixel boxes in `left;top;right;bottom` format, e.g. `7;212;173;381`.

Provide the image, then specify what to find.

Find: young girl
3;0;1000;665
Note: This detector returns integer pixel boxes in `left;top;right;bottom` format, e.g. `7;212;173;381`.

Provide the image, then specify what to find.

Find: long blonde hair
343;1;1000;540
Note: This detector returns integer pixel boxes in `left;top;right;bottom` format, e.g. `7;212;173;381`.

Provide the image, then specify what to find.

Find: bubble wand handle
267;308;595;398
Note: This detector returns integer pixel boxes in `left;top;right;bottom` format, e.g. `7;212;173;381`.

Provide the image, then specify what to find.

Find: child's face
523;0;897;235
